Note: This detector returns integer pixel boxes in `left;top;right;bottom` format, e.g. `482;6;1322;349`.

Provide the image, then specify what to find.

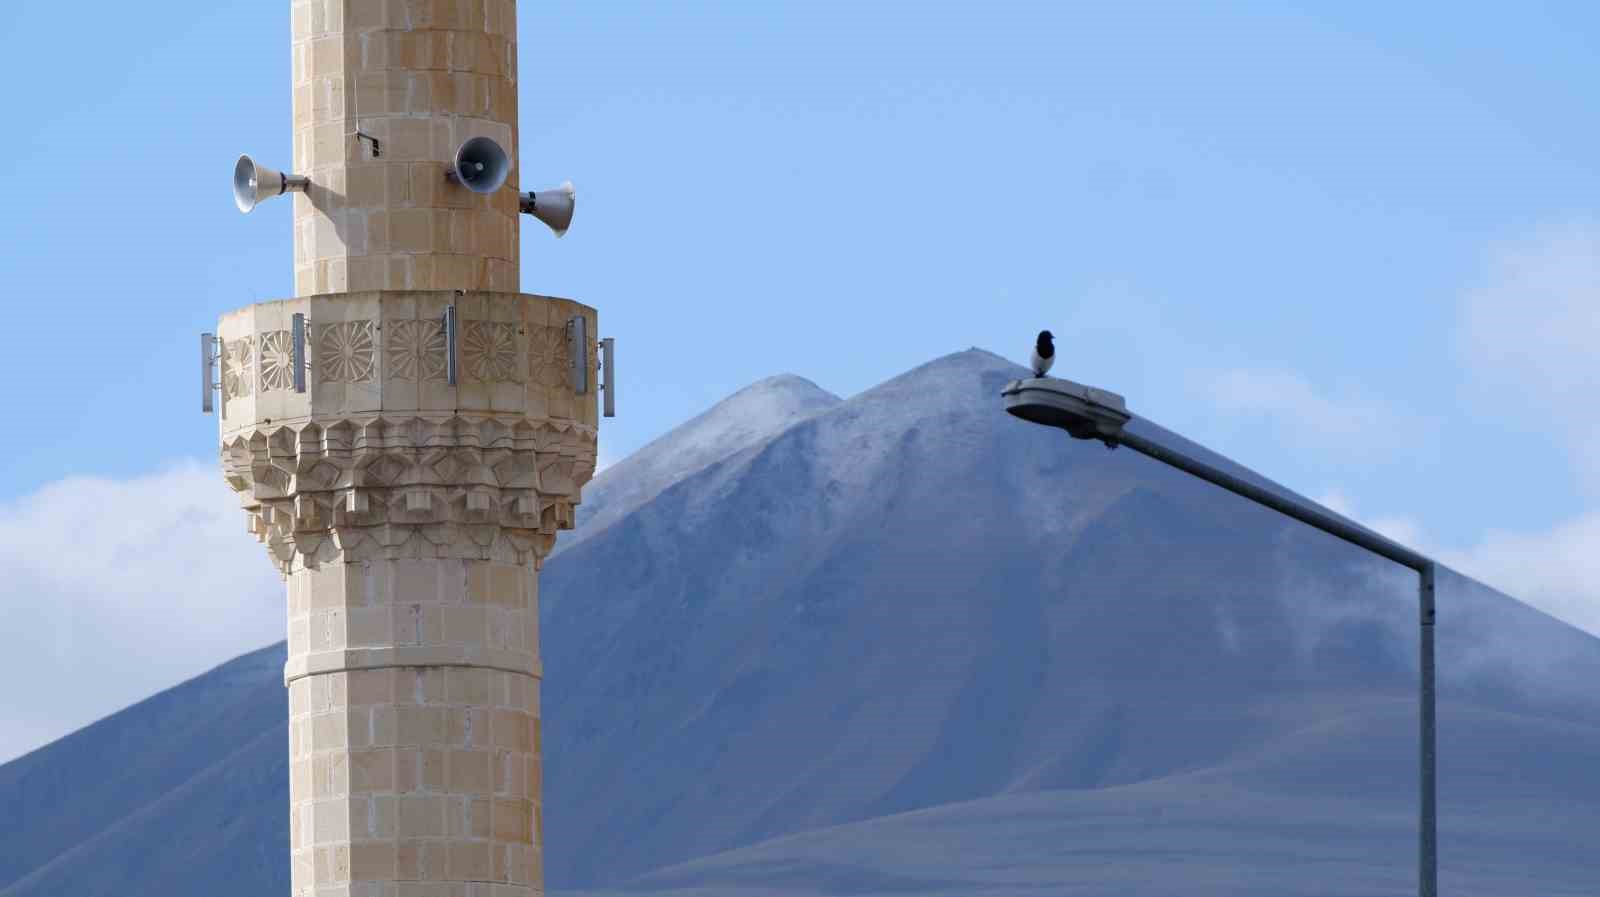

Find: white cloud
1313;489;1600;639
0;461;282;764
1204;369;1424;463
1457;218;1600;492
1440;513;1600;638
1312;490;1424;549
1233;222;1600;639
1364;515;1423;549
1314;489;1355;517
1430;220;1600;635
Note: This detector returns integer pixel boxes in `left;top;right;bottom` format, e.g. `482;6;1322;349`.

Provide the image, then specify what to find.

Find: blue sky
1;1;1597;760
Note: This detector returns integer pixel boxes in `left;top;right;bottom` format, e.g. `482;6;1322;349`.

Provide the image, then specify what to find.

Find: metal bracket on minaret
292;312;310;393
599;336;616;417
565;319;616;416
567;316;589;395
444;304;459;386
200;332;223;417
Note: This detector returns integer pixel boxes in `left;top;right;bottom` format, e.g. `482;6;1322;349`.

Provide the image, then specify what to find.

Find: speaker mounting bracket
355;130;381;159
200;333;223;416
598;336;615;418
443;304;459;386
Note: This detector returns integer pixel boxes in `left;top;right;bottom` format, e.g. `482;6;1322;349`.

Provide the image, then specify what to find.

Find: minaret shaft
287;558;544;890
219;4;596;896
291;0;522;296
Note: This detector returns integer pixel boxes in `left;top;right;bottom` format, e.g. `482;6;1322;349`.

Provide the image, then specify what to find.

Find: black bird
1031;330;1055;377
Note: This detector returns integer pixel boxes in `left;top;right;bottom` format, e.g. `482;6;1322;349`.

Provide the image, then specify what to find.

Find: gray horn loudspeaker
233;155;308;214
520;181;576;237
447;137;510;194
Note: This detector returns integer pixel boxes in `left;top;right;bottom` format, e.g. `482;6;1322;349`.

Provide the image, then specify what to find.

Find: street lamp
1002;374;1438;897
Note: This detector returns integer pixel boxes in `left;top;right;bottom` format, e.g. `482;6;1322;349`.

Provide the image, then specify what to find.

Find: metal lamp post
1001;375;1438;897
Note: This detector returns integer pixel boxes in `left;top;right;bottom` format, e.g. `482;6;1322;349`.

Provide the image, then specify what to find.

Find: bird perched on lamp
1031;330;1055;377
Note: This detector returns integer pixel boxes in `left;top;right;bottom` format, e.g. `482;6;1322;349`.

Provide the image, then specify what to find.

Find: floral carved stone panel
258;331;295;392
528;325;566;389
317;321;377;383
223;337;254;399
384;319;448;382
462;321;522;383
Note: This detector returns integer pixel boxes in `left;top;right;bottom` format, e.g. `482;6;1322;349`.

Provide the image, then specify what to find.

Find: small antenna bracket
291;313;312;393
200;333;223;415
443;304;458;386
566;316;589;394
598;336;615;418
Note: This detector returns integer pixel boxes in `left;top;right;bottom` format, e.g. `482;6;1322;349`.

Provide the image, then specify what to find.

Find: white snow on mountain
558;374;841;556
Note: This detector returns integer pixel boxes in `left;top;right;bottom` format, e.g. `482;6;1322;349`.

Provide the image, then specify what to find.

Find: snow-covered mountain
554;374;840;558
537;349;1600;890
3;349;1598;897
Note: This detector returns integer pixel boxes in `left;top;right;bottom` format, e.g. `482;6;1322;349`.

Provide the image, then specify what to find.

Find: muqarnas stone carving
217;288;595;897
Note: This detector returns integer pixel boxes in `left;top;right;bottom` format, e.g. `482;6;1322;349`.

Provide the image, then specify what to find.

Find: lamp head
1001;376;1130;446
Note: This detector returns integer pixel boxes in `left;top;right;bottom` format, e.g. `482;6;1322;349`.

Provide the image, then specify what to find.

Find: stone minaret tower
213;3;598;894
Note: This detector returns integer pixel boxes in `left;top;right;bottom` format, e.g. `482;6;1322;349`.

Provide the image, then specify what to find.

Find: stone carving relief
463;321;522;383
258;330;296;392
317;321;377;383
528;325;566;389
222;336;254;399
229;316;586;392
220;414;597;573
384;318;449;382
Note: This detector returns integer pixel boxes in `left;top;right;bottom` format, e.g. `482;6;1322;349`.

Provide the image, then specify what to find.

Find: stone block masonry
285;561;545;893
219;4;599;895
291;0;523;296
219;289;596;896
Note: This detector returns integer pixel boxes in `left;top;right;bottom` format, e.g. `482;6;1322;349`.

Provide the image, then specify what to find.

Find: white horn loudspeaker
446;136;511;194
233;154;309;214
520;181;576;237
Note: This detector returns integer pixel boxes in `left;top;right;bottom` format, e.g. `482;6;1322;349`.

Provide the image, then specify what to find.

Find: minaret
210;3;600;894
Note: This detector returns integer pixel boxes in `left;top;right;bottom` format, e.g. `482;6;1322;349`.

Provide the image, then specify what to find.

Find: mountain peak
888;347;1028;386
721;373;837;406
558;373;842;553
740;372;828;390
916;347;1026;376
842;347;1027;416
